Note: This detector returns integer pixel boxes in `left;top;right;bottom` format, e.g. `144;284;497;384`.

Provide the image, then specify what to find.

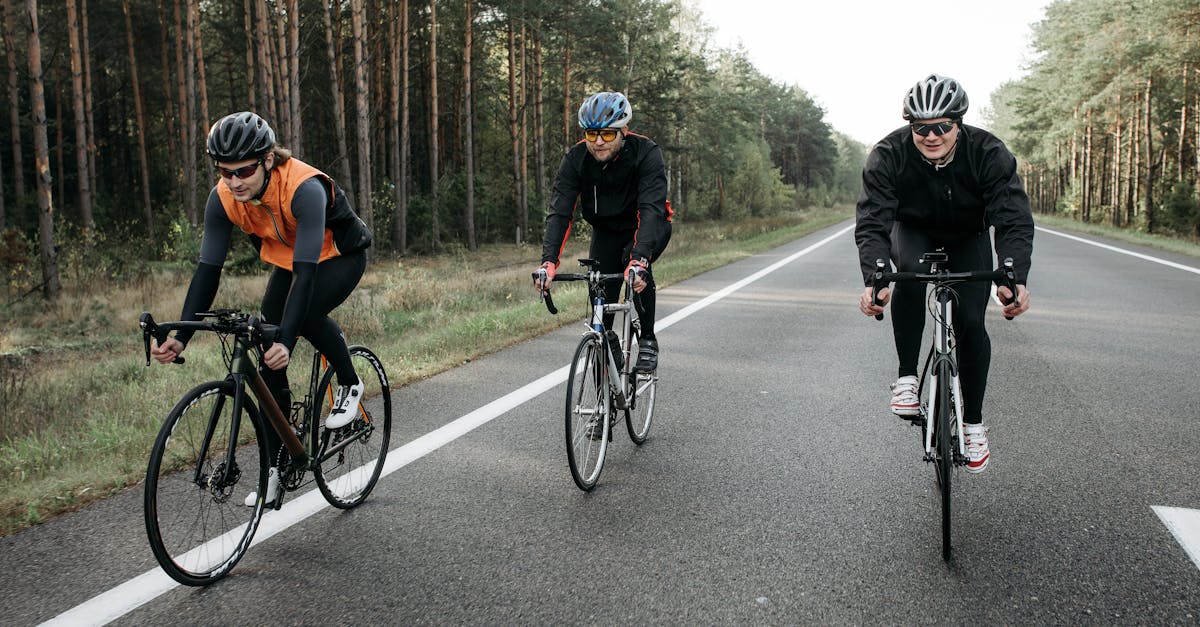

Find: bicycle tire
624;321;656;445
144;380;267;586
314;345;392;509
565;334;609;491
936;360;954;562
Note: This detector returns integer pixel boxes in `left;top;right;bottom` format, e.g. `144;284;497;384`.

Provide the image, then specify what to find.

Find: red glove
534;261;557;292
625;258;649;293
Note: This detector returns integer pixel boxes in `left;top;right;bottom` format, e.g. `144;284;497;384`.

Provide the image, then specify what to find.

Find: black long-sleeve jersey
854;124;1034;285
541;132;672;266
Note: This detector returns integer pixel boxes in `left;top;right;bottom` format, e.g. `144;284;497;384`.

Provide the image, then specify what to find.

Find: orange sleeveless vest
216;158;341;270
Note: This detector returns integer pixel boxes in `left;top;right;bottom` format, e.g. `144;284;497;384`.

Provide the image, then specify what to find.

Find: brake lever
871;260;886;321
532;269;558;315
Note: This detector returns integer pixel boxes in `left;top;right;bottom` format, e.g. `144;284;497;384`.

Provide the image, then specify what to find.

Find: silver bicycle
536;259;658;491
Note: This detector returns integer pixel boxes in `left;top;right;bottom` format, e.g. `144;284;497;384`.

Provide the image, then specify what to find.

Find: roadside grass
1035;214;1200;258
0;206;850;535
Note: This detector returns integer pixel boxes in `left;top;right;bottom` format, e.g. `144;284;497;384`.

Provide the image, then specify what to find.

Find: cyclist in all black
150;111;372;504
855;75;1034;473
533;91;674;372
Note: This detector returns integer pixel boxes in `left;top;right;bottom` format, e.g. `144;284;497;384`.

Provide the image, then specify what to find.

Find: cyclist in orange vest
151;111;372;505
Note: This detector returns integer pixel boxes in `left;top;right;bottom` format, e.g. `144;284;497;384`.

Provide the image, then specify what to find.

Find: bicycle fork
924;297;966;460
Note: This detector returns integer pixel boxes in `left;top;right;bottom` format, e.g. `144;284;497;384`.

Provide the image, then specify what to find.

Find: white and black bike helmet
902;74;969;121
206;111;276;162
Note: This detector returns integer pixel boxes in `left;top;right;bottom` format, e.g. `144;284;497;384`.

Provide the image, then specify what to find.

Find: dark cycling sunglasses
910;120;957;137
584;129;621;143
216;158;264;179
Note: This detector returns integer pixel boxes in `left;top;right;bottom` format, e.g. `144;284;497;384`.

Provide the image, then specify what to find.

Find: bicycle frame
537;263;645;408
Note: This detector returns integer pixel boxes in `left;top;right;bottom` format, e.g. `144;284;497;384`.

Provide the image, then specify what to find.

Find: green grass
0;207;850;535
1035;213;1200;259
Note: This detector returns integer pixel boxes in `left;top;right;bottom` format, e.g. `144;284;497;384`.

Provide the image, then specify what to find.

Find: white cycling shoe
325;380;365;429
244;467;281;507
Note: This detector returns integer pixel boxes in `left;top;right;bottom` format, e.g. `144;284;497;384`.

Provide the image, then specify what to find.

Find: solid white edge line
1036;226;1200;275
1152;506;1200;572
42;223;853;627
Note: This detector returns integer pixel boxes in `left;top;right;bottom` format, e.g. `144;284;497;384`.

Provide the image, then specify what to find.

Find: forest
0;0;866;302
989;0;1200;236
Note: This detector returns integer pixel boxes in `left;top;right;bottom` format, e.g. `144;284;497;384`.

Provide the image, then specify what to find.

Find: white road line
42;223;854;627
1152;506;1200;571
1037;226;1200;275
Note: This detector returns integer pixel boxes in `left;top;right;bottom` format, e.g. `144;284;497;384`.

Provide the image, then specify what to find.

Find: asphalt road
4;220;1200;625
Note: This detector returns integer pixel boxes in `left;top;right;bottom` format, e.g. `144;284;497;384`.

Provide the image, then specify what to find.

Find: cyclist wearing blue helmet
534;91;673;372
856;75;1034;474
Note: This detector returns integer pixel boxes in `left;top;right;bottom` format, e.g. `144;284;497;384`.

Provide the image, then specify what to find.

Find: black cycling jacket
854;124;1034;285
541;132;672;266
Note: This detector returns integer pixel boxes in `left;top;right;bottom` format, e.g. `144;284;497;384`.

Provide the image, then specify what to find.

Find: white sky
691;0;1049;145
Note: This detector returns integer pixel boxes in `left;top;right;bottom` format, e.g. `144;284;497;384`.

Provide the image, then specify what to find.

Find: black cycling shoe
633;338;658;373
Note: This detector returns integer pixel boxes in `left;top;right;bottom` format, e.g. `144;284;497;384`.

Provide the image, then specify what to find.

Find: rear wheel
624;322;656;445
144;381;266;586
565;335;609;491
314;346;392;508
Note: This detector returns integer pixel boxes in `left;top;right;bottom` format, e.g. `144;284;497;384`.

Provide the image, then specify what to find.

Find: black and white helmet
902;74;969;121
206;111;275;162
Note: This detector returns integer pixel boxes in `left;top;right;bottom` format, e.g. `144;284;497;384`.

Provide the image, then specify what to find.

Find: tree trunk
66;0;94;236
350;0;372;236
1179;62;1188;183
388;0;400;251
123;0;153;234
54;72;63;206
243;0;255;110
1143;76;1155;233
180;0;197;226
1112;96;1122;227
533;33;545;215
519;23;528;240
507;20;521;243
25;0;59;300
193;1;209;138
1082;116;1091;222
321;0;353;202
255;0;276;124
462;0;475;250
287;0;301;153
80;0;95;197
428;0;440;251
156;0;177;175
2;0;25;204
562;36;570;149
398;0;410;253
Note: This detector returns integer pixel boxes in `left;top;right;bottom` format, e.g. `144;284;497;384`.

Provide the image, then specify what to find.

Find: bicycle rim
144;381;266;586
314;346;392;509
565;336;609;491
936;362;953;561
625;324;655;444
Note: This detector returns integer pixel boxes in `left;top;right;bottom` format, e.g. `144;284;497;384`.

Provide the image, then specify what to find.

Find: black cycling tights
589;225;672;340
890;224;991;424
259;251;366;452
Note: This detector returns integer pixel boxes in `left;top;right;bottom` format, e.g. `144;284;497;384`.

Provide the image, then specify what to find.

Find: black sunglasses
216;158;264;179
910;120;957;137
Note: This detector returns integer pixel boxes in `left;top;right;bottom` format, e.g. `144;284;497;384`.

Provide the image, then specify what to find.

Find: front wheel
935;361;954;562
313;346;392;508
144;381;267;586
565;334;610;491
624;323;656;445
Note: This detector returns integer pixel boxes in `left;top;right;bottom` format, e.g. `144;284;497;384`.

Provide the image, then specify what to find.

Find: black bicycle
139;309;391;585
871;252;1016;561
535;259;657;491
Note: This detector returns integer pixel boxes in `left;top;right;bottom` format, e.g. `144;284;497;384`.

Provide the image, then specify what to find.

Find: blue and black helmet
902;74;969;121
578;91;632;129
